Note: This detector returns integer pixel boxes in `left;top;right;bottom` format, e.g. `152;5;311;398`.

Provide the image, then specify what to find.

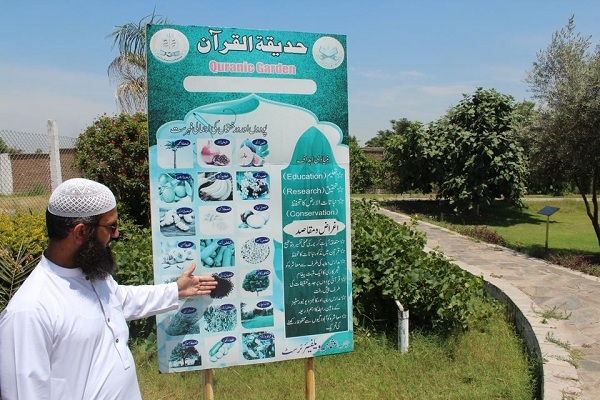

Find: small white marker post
396;300;409;353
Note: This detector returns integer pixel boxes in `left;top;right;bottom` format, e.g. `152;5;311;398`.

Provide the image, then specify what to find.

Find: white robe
0;255;179;399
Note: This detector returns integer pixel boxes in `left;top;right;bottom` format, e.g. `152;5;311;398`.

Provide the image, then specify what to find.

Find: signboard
146;25;353;372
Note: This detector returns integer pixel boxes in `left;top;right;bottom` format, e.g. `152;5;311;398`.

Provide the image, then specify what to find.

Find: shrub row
1;200;496;336
351;199;496;332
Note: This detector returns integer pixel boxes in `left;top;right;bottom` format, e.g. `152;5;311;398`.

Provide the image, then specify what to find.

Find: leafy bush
0;246;41;312
454;225;508;246
548;253;596;275
0;211;46;311
75;113;150;226
0;211;46;257
110;219;156;339
351;199;496;332
349;137;383;193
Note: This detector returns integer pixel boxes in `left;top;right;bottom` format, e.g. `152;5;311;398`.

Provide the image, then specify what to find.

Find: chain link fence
0;128;81;213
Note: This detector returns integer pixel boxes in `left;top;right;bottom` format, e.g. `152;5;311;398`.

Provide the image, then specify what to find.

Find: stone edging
380;209;583;398
448;257;582;399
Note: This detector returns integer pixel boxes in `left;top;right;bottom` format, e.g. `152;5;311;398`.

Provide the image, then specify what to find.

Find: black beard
75;232;115;281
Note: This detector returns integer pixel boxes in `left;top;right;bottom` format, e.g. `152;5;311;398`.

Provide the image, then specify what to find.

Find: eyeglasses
96;222;118;234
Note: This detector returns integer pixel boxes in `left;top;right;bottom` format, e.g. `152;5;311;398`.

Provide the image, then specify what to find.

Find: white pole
47;120;62;190
0;153;13;195
395;300;409;353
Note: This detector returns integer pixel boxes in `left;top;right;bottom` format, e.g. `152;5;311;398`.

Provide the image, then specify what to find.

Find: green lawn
379;196;600;275
135;306;536;399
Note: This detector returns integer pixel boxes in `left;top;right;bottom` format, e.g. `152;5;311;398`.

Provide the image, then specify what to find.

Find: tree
384;88;528;213
365;118;423;148
525;16;600;246
434;88;528;213
0;138;22;154
107;12;168;114
383;122;436;194
349;136;383;193
242;270;270;296
75;113;150;226
169;343;200;367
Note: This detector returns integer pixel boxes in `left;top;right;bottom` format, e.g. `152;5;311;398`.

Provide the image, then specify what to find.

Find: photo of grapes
236;171;270;200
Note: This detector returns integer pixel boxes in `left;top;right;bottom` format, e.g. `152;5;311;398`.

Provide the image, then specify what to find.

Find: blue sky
3;1;600;145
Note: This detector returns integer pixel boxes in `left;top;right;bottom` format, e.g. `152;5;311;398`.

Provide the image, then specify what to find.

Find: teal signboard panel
146;25;352;372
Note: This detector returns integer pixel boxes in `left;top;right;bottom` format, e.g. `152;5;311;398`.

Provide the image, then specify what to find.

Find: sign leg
305;357;315;400
203;369;214;400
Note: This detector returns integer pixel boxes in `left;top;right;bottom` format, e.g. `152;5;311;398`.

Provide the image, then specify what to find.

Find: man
0;178;217;399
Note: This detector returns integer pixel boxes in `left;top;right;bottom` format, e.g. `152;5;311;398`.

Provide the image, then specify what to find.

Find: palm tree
165;140;185;168
107;12;168;114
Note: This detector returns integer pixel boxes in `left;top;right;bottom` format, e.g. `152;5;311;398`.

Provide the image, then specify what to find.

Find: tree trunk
577;169;600;247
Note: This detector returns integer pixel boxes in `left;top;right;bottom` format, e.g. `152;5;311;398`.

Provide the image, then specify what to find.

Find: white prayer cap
48;178;116;217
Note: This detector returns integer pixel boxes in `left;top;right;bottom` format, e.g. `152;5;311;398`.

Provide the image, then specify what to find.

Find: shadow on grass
383;199;542;227
383;199;600;277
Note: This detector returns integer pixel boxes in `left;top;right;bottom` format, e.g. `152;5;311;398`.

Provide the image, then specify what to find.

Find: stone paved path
379;208;600;400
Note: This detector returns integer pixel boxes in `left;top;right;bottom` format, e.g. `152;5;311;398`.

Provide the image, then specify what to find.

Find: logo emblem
150;28;189;63
312;36;344;69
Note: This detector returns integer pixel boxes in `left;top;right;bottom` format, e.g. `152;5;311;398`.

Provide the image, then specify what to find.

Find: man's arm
114;263;217;320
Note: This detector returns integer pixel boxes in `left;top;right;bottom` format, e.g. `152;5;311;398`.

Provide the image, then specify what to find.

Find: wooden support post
305;357;315;400
203;369;214;400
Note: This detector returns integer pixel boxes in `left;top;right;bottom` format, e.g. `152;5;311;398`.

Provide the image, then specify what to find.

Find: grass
135;306;536;399
0;193;48;213
380;197;600;277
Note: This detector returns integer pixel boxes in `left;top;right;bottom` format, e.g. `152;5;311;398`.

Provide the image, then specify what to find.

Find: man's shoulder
2;263;61;314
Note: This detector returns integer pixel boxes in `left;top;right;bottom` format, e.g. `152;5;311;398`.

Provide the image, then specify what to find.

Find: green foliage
431;88;528;213
0;246;41;312
0;211;46;311
242;270;270;295
349;136;382;193
365;118;423;148
454;225;508;246
75;113;150;226
135;313;535;399
383;123;436;194
0;211;47;257
0;137;22;154
351;199;495;332
110;219;155;338
525;16;600;246
107;12;169;114
382;91;528;213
